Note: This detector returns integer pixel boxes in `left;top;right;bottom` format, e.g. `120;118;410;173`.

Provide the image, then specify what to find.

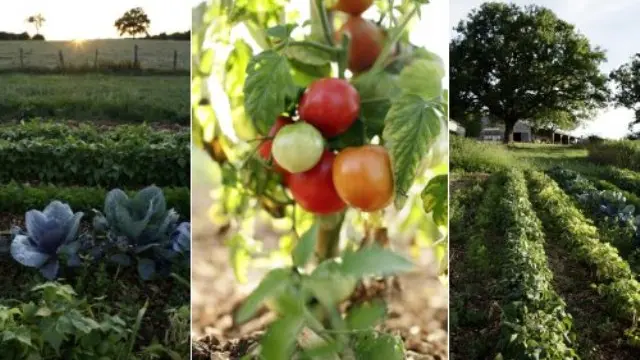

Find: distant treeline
0;30;190;41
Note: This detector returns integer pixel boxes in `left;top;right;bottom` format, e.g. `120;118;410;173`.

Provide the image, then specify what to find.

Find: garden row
548;167;640;273
588;140;640;172
0;120;189;143
0;136;189;187
527;170;640;348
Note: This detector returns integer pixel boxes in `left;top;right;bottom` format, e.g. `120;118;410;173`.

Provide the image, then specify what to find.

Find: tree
610;53;640;133
450;2;608;143
26;13;45;35
114;7;150;38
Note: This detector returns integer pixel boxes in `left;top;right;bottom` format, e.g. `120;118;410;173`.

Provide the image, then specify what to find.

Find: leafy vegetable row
0;120;189;144
527;170;640;346
1;186;190;281
549;167;640;269
588;141;640;172
0;137;189;187
589;177;640;209
0;182;189;218
477;170;578;359
586;165;640;197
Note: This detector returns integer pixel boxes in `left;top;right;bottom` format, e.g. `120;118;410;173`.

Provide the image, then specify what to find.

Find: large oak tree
450;2;609;143
610;53;640;135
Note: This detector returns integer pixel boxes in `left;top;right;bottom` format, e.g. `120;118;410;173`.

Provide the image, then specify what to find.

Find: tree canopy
114;7;150;38
450;2;609;142
610;53;640;134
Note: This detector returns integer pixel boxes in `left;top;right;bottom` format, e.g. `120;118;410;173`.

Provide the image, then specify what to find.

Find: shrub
587;140;640;171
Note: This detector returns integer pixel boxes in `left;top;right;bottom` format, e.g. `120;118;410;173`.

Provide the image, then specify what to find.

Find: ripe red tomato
335;16;384;74
288;151;347;214
298;78;360;138
258;116;293;175
333;0;373;16
332;145;394;212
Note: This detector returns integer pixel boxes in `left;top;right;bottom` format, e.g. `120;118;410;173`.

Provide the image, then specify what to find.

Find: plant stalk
370;4;420;73
315;0;335;46
315;212;345;260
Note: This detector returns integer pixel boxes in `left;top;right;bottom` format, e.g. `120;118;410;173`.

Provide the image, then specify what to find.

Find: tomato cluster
258;78;394;214
333;0;383;74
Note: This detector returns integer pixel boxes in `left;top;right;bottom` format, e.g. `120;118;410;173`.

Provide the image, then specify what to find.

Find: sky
1;0;190;40
451;0;640;139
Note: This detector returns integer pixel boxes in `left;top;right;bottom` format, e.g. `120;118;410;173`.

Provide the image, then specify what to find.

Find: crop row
588;141;640;172
589;177;640;209
0;121;189;144
470;170;578;358
0;137;189;187
527;170;640;346
584;165;640;196
0;182;189;218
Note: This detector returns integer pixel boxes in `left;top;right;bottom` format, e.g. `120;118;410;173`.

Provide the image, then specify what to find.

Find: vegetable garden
450;138;640;359
191;0;448;359
0;76;190;357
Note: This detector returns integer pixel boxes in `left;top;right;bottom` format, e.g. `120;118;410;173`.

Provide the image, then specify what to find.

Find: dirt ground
191;180;448;360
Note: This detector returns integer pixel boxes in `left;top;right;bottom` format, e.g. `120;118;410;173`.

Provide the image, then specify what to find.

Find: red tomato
335;16;384;74
298;78;360;138
333;0;374;16
332;145;394;212
258;116;293;175
288;151;347;214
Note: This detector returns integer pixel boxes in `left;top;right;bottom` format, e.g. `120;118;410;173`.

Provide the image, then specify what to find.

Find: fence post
58;50;65;70
94;49;99;70
173;50;178;71
133;44;139;68
19;48;24;69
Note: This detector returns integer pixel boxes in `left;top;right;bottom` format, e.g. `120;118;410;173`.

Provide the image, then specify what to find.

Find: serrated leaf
341;246;414;278
235;268;292;324
283;45;332;66
352;71;400;136
398;58;444;100
353;331;405;360
260;314;304;360
422;174;448;226
382;94;442;209
292;223;318;267
346;300;387;330
327;118;366;150
266;24;298;39
244;50;298;135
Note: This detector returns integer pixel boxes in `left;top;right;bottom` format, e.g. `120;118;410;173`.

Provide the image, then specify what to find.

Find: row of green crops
527;170;640;346
590;166;640;196
0;182;189;218
588;177;640;209
0;121;189;144
549;167;640;272
588;141;640;172
0;137;189;187
473;170;578;358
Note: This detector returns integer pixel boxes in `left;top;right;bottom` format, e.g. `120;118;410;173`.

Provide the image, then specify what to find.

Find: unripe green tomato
272;122;325;173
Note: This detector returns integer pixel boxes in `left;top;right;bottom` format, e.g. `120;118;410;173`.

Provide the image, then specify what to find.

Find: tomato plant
192;0;448;358
333;0;374;16
333;145;394;211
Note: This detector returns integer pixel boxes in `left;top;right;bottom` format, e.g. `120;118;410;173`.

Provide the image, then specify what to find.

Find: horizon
0;0;190;41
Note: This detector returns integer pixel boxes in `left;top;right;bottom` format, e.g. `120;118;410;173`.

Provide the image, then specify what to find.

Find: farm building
478;117;579;144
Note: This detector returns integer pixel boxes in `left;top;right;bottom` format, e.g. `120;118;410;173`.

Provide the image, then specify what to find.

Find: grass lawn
0;74;189;124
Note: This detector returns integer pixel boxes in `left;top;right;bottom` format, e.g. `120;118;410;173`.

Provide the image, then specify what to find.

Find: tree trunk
503;120;516;144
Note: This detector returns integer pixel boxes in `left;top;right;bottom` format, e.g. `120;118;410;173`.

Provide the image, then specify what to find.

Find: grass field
0;74;189;123
0;39;189;70
451;137;640;359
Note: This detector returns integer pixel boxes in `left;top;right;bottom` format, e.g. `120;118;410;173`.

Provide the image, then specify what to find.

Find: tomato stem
370;4;420;73
276;40;341;54
315;0;334;46
315;211;345;260
337;34;350;79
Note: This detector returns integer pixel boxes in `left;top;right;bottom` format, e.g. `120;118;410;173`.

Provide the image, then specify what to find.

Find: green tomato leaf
421;174;448;227
292;223;318;267
327;118;366;151
225;39;254;99
266;24;298;40
341;246;414;279
398;58;444;100
260;314;305;360
382;93;442;209
346;300;387;330
244;50;298;135
283;45;333;66
235;268;292;324
352;71;400;137
353;330;405;360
